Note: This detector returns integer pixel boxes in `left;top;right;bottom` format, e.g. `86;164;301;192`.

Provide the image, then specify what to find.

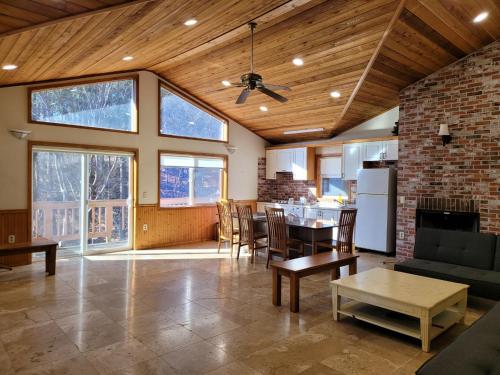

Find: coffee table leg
457;292;467;324
46;246;56;276
290;273;300;313
332;284;340;321
272;268;281;306
349;260;357;275
420;310;431;352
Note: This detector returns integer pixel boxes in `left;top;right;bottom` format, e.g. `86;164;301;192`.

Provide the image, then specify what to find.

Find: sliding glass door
32;147;133;257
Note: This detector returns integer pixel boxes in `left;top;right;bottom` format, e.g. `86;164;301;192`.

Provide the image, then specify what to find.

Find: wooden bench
271;252;359;313
0;239;58;275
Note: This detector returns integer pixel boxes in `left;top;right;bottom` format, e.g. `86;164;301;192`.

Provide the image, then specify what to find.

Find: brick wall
397;40;500;259
257;157;317;202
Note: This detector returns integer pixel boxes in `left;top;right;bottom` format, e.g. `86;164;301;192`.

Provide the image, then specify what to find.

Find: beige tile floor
0;242;493;374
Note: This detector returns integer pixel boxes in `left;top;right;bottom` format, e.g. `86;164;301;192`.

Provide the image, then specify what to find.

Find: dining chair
236;204;267;263
265;207;304;268
315;209;357;253
216;200;239;256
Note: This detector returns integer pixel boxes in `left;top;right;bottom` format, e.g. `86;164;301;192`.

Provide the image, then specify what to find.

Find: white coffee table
331;268;468;352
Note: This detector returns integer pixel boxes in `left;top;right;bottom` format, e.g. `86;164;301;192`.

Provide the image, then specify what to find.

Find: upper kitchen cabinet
363;140;398;161
342;143;363;180
265;147;315;180
382;140;398;160
320;157;342;178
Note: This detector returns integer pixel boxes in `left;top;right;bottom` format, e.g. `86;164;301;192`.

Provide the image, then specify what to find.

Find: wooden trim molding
158;150;228;209
28;75;140;134
158;79;229;143
266;136;398;150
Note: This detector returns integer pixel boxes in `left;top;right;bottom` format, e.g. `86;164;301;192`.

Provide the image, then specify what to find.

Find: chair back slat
217;201;233;240
336;209;357;253
236;204;254;247
265;207;287;252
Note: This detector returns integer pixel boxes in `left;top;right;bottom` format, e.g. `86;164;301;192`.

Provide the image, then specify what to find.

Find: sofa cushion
414;228;497;270
495;237;500;272
417;302;500;375
395;259;500;300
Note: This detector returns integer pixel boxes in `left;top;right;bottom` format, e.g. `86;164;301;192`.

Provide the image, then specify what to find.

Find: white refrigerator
355;168;396;253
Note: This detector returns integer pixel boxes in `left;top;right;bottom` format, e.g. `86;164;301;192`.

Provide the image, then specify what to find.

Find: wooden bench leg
46;246;56;276
272;268;281;306
349;260;357;275
290;273;300;313
332;284;340;321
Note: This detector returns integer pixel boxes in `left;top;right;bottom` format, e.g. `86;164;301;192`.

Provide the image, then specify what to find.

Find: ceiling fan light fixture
283;128;324;135
259;106;268;112
122;56;133;61
292;57;304;66
473;12;488;23
221;80;231;87
184;19;198;26
330;90;341;98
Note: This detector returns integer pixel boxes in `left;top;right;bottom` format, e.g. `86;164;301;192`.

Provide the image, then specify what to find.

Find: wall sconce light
225;144;238;154
438;124;451;146
9;129;31;139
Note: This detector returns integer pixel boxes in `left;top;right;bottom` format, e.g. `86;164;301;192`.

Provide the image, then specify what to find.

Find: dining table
251;213;338;254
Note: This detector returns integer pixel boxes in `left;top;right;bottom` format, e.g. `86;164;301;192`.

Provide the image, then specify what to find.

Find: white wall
333;106;399;140
0;71;267;210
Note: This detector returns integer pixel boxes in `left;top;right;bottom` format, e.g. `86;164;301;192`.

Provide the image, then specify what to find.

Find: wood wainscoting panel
0;210;31;266
135;205;218;249
134;200;257;250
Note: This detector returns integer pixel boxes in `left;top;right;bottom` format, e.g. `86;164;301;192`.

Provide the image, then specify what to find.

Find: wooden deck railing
32;199;129;243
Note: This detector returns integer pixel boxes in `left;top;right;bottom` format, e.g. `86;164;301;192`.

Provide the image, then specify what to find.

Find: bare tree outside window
160;86;227;141
30;78;137;132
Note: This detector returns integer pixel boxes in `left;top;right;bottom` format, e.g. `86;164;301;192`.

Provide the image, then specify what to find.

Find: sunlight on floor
84;247;252;261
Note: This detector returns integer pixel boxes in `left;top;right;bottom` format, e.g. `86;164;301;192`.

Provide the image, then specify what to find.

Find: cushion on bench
414;228;497;270
395;259;500;300
416;302;500;375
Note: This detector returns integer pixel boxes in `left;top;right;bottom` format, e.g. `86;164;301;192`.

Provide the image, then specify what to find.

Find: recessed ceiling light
122;56;134;61
292;57;304;66
189;121;195;125
221;80;231;87
184;19;197;26
473;12;488;23
330;90;341;98
2;64;17;71
283;128;324;135
259;106;268;112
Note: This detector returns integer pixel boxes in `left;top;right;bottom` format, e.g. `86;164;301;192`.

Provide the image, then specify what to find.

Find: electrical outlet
142;191;148;199
399;196;405;204
398;231;405;240
143;224;148;232
8;235;15;244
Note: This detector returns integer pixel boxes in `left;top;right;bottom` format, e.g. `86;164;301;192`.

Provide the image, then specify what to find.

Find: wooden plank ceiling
0;0;498;143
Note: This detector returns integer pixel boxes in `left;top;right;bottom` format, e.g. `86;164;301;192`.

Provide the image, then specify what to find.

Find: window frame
158;80;229;143
28;75;139;134
158;150;228;209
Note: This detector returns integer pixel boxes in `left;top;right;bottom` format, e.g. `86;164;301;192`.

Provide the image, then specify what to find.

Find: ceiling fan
224;22;290;105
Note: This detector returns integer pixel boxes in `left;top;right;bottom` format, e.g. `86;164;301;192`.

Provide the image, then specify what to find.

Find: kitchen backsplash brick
396;40;500;260
258;157;317;202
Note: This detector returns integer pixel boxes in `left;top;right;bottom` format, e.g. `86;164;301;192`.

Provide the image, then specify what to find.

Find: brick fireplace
396;40;500;259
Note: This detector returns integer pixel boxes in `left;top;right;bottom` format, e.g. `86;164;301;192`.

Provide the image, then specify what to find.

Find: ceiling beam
148;0;325;71
332;0;406;135
0;0;155;38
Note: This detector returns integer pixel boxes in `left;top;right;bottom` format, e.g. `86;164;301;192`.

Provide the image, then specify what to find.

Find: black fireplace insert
416;209;479;232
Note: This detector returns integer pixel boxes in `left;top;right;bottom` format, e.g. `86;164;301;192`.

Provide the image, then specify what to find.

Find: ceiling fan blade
236;88;251;104
258;83;290;91
230;82;246;87
257;86;288;103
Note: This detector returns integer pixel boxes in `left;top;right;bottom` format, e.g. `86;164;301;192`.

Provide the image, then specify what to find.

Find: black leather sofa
416;302;500;375
395;228;500;300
